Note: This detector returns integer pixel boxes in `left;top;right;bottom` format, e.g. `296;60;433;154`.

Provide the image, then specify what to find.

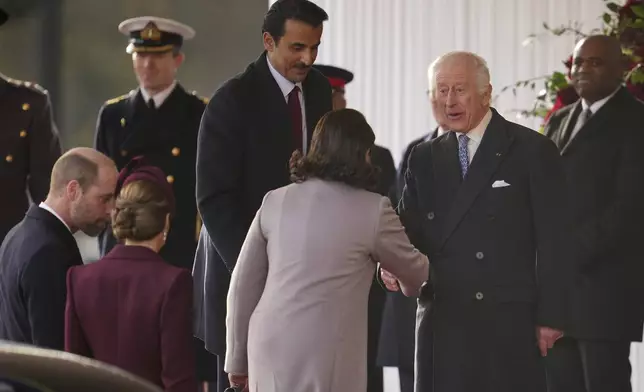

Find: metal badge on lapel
120;118;126;127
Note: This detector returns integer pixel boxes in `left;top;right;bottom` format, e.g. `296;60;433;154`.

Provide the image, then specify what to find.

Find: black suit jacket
544;87;644;341
0;205;82;349
193;52;332;355
0;75;61;244
94;84;207;269
401;110;571;391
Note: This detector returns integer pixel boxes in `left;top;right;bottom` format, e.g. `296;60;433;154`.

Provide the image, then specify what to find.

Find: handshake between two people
379;268;564;357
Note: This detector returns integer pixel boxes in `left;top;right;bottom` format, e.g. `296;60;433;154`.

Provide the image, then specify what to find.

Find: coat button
5;154;13;163
21;103;30;111
475;292;484;300
19;130;27;138
427;212;435;220
476;252;484;260
171;147;180;157
120;150;128;157
166;175;174;184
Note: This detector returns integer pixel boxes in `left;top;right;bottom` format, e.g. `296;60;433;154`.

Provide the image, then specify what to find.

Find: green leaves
631;4;644;18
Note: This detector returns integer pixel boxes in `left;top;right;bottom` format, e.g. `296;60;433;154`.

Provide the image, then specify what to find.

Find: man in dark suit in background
543;35;644;392
378;71;447;392
0;7;62;246
382;51;571;392
192;1;332;390
0;147;117;350
313;63;396;392
379;129;444;392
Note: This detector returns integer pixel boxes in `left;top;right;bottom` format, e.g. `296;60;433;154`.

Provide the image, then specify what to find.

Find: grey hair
427;51;491;96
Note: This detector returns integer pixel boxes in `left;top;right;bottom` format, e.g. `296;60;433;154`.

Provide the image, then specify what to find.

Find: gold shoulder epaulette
6;77;48;94
105;93;130;105
192;90;209;104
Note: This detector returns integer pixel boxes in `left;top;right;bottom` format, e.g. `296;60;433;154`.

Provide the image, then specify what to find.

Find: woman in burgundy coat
64;157;197;392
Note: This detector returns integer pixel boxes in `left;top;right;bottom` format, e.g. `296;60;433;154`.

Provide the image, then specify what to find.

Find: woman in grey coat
225;109;429;392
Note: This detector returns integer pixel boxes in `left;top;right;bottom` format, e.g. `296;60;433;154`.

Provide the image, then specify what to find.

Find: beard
71;203;108;237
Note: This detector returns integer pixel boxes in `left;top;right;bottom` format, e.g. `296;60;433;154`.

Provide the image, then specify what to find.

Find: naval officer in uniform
0;6;62;245
93;16;216;389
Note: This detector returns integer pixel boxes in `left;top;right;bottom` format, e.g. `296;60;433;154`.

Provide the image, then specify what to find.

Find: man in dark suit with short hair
543;35;644;392
382;51;571;392
0;147;117;351
192;1;332;390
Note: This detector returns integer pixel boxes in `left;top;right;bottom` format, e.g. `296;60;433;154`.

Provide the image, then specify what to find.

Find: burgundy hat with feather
115;156;176;216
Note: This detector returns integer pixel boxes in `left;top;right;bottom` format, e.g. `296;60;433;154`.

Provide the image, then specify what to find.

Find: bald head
571;35;624;103
49;147;115;195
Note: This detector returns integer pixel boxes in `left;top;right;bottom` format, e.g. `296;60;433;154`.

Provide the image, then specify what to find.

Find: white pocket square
492;180;511;188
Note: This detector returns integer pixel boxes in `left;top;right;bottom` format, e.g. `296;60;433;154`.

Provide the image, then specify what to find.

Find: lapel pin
120;118;126;127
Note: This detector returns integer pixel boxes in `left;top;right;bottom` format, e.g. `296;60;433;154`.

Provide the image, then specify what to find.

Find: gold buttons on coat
166;175;175;184
171;147;180;157
19;130;27;138
5;155;13;163
21;103;30;111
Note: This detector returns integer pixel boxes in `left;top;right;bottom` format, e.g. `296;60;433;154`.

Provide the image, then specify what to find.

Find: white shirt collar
453;109;493;144
581;86;620;114
140;80;177;108
39;202;72;233
266;56;303;99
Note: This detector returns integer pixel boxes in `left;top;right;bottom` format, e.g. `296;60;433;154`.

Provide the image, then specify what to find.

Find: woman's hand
228;373;249;391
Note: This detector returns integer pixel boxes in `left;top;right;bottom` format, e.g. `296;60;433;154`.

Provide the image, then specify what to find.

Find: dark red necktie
288;86;303;151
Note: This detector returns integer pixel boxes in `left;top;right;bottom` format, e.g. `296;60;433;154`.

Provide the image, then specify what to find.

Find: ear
174;52;185;68
164;213;171;233
66;180;82;201
263;32;275;52
482;83;493;106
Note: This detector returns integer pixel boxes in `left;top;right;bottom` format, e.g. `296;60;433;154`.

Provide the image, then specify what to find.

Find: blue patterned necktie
458;134;470;179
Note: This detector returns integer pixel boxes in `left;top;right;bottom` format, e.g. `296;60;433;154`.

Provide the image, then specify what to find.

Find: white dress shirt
39;202;72;233
453;109;493;163
140;80;177;109
570;87;620;141
266;57;308;153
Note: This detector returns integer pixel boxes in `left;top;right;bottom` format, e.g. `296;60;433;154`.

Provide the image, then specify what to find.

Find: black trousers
399;365;415;392
212;354;229;392
544;336;631;392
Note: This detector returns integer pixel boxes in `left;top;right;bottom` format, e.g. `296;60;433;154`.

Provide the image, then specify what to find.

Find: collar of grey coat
557;86;629;155
25;205;81;261
432;108;515;249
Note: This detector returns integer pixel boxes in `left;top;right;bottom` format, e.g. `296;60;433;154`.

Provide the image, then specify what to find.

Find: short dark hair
290;109;378;191
50;153;99;193
262;0;328;43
